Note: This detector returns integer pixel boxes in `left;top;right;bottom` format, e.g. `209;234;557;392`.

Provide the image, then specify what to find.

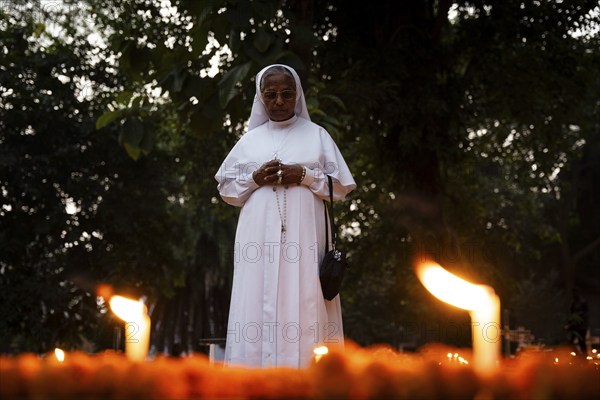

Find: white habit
215;114;356;368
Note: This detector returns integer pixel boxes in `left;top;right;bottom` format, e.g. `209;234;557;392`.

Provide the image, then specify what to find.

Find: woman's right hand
252;160;281;186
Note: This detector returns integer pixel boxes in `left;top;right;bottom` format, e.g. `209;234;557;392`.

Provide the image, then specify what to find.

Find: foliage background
1;0;599;354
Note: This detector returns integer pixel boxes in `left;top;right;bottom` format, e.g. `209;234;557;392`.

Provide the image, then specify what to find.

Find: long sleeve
299;127;356;202
215;161;260;207
300;166;353;202
215;135;261;207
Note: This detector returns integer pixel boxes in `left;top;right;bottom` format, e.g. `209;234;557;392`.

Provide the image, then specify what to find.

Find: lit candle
109;295;151;362
54;348;65;363
416;260;500;375
313;346;329;363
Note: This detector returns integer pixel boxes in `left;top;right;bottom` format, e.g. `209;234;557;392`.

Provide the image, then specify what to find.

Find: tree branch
573;236;600;264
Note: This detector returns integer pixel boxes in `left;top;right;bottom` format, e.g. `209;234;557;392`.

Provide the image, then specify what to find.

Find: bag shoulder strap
322;175;336;252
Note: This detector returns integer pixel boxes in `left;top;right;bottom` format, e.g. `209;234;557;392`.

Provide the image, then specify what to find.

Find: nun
215;64;356;368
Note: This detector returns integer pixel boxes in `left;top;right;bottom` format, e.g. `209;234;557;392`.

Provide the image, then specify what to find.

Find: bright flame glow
313;346;329;362
415;261;493;311
415;259;501;375
109;295;147;322
54;348;65;362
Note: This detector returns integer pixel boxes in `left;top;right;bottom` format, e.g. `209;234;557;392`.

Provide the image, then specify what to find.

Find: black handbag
319;175;349;301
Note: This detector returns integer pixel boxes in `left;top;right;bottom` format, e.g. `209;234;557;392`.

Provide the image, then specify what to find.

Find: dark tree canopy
1;0;598;353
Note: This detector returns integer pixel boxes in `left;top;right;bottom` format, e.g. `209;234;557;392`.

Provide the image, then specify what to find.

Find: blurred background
1;0;598;356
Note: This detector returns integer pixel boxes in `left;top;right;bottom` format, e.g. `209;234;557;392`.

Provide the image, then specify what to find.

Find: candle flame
313;346;329;362
415;260;495;311
416;260;501;375
54;348;65;362
109;295;147;322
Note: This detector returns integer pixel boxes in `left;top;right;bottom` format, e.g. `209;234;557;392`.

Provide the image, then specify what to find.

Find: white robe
215;115;356;368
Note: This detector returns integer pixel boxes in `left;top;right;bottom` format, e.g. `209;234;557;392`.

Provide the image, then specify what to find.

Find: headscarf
247;64;311;131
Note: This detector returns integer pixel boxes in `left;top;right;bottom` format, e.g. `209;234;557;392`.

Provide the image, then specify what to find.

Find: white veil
247;64;311;131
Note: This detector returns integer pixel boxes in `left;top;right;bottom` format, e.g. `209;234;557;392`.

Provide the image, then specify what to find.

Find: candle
416;260;500;375
469;286;500;374
54;348;65;363
109;295;151;362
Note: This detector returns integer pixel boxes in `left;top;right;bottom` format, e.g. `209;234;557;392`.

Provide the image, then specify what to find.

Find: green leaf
273;51;305;71
182;76;213;103
251;0;275;20
195;2;214;26
33;23;45;37
321;94;347;111
190;25;210;56
131;96;143;109
218;62;252;108
139;126;156;154
309;108;326;117
252;28;273;53
115;91;133;105
229;28;242;53
226;1;253;29
211;14;230;42
306;96;319;110
120;117;144;147
320;114;342;127
123;142;141;161
172;69;187;94
160;68;188;95
291;25;317;47
96;110;123;130
127;47;150;81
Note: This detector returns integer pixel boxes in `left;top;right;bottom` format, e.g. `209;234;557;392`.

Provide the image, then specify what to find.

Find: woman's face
261;72;297;122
